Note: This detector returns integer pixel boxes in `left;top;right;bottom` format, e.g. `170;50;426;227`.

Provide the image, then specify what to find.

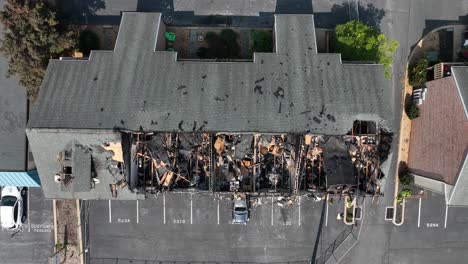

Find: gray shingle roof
452;66;468;119
26;128;143;200
448;155;468;206
28;13;392;135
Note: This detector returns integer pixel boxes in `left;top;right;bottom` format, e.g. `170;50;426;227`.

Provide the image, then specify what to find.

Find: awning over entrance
0;171;41;187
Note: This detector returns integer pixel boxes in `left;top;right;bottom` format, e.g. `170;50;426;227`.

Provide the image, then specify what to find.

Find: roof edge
452;67;468;119
448;153;468;205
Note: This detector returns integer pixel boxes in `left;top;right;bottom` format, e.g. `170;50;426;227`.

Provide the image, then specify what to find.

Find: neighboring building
27;13;393;200
408;66;468;206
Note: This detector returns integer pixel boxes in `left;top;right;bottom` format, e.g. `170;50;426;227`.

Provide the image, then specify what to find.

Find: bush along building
27;13;394;200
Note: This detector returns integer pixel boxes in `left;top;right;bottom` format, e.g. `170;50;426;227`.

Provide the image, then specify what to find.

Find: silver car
232;196;249;224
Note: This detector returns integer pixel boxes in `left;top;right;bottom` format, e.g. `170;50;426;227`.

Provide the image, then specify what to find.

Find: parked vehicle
1;186;26;229
232;194;249;224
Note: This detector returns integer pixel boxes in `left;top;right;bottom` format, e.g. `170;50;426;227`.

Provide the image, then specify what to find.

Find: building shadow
275;0;313;14
314;2;385;30
54;0;315;27
409;14;468;56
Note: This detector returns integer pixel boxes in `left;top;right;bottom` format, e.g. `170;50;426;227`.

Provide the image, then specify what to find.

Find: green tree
335;20;399;78
0;0;76;99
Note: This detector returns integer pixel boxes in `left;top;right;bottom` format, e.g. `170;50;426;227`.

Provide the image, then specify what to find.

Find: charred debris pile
124;121;391;197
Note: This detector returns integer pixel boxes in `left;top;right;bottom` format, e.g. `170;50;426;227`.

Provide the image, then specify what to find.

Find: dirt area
166;27;272;59
392;68;413;220
55;200;80;264
81;25;119;51
399;74;413;164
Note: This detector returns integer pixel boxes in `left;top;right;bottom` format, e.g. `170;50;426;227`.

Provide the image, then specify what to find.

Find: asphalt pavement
0;188;54;264
87;193;326;263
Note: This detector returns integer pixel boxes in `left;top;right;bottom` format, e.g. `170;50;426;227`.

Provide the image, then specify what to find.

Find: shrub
220;29;237;44
78;30;100;56
250;30;273;54
401;189;412;198
408;59;429;87
399;173;414;186
396;193;403;203
406;104;420;120
201;30;240;59
220;29;240;58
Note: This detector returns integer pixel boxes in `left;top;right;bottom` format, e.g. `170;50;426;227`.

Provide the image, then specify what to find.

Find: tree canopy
335;20;399;78
0;0;75;99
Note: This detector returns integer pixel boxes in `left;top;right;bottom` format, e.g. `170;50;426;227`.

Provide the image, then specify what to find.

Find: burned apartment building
26;13;393;200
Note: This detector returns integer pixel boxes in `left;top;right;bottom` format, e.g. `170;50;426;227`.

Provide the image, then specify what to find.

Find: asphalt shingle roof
28;13;392;135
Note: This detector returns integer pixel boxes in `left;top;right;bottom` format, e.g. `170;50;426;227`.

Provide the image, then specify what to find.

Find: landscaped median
51;199;83;264
343;196;357;225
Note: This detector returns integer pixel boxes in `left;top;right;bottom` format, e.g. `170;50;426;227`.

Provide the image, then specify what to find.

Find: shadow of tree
55;0;106;23
314;2;385;31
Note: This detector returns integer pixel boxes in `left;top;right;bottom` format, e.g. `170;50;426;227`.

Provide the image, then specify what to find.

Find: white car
1;186;26;229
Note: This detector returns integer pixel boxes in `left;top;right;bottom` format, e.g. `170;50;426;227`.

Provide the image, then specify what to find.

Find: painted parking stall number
173;219;186;224
426;223;439;228
31;224;53;232
117;218;131;223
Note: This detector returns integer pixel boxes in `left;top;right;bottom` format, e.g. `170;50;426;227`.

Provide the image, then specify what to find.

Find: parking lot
87;192;332;263
404;190;467;229
0;187;54;264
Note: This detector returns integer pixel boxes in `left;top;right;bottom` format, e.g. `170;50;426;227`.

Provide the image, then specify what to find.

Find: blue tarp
0;171;41;187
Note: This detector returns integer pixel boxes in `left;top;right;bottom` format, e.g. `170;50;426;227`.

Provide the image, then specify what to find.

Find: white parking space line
444;206;448;228
136;200;139;224
163;193;166;224
418;198;421;228
190;193;193;225
217;199;220;225
298;196;301;226
27;188;30;232
271;197;274;226
325;198;329;227
108;200;112;223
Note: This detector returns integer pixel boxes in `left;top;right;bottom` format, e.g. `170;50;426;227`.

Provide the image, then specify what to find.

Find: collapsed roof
28;13;392;135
